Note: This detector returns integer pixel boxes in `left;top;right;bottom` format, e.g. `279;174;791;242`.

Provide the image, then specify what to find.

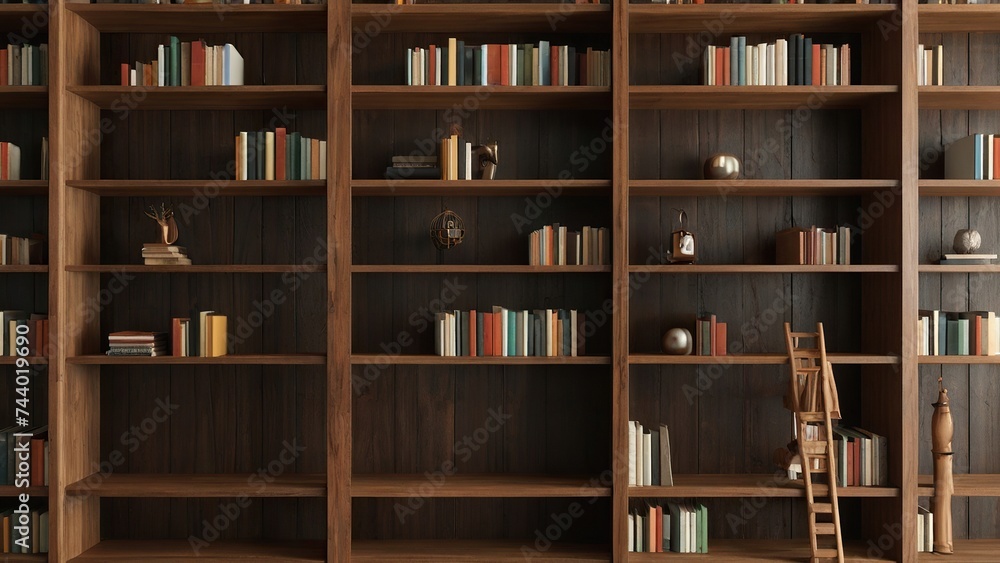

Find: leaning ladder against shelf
784;322;845;563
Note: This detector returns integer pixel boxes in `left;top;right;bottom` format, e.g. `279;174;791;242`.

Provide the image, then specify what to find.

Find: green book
700;318;711;356
507;310;516;356
697;504;708;553
288;132;301;180
169;36;180;87
473;47;483;86
516;47;524;86
524;43;534;85
946;318;969;355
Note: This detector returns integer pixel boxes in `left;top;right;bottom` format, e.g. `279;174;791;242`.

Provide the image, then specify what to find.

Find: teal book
169;36;180;87
474;47;483;86
738;36;746;86
516;47;524;86
456;41;465;85
539;40;551;86
507;310;516;356
697;504;708;553
946;317;969;355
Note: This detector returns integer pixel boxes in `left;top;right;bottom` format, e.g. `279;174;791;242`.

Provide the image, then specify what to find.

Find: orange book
722;47;730;86
550;46;558;86
171;317;186;356
648;506;658;552
483;313;493;356
715;48;723;87
428;45;436;86
488;44;502;85
276;127;287;181
812;44;821;86
492;312;502;356
501;44;510;86
469;309;477;356
191;40;206;87
715;323;727;356
821;48;827;86
121;63;129;86
29;434;45;487
311;138;320;180
144;63;151;87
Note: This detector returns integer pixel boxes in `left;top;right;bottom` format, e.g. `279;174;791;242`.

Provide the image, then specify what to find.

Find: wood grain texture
917;473;1000;496
353;86;611;110
352;3;610;34
69;540;325;562
66;473;326;498
919;5;1000;33
352;540;609;562
630;4;896;34
66;265;325;273
630;265;899;273
631;86;898;110
352;179;610;197
67;4;327;33
630;474;900;499
919;86;1000;109
630;179;899;197
353;265;610;273
68;86;326;110
68;180;326;197
917;539;1000;561
352;474;609;498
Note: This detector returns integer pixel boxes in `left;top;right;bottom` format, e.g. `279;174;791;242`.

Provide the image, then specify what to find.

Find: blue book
540;40;551;86
976;133;984;180
803;38;812;86
407;48;413;85
730;36;738;85
938;311;948;355
737;37;746;86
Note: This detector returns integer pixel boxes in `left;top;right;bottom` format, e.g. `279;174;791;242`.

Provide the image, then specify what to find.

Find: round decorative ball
703;153;741;180
953;229;982;254
662;328;693;355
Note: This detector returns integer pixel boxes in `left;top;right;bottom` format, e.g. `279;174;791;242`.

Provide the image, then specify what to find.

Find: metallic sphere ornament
662;328;693;355
953;229;982;254
703;153;741;180
430;207;466;250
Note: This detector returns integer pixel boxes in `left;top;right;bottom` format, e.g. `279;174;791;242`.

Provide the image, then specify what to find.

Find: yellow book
210;314;228;358
448;37;457;86
450;134;459;180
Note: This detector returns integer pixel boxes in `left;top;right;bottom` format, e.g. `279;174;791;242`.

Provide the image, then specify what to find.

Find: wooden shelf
0;86;47;109
629;264;898;274
919;4;1000;33
630;4;896;34
628;539;889;561
630;474;899;498
919;355;1000;364
66;264;325;274
0;265;47;273
353;265;610;274
350;354;610;366
919;86;1000;110
67;354;325;365
352;179;610;197
352;474;609;498
66;473;324;498
918;540;1000;561
0;5;46;30
919;264;1000;273
0;556;47;563
0;181;47;196
629;179;899;197
0;357;47;365
352;3;610;34
67;3;327;33
0;485;46;497
353;85;611;110
629;353;899;365
630;86;897;110
70;540;325;563
67;179;325;197
919;179;1000;197
918;473;1000;496
352;540;609;562
68;85;326;110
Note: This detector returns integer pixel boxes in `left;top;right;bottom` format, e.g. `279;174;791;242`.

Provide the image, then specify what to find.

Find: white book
917;511;924;552
935;45;943;86
264;131;275;180
521;310;529;357
778;39;787;86
223;44;244;86
767;43;775;85
464;142;472;180
157;44;165;86
509;44;517;86
481;45;489;86
635;423;644;488
918;44;925;86
24;45;30;86
239;132;248;180
688;505;696;553
991;314;1000;355
757;42;766;86
130;69;137;87
406;48;413;85
545;308;553;356
628;421;637;486
570;310;578;357
925;508;934;552
10;142;21;180
499;306;508;356
628;513;634;552
642;429;652;486
435;47;441;86
679;504;689;553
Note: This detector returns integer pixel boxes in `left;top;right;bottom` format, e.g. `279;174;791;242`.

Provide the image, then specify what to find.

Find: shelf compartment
67;354;325;365
352;540;609;562
67;179;325;197
353;265;610;274
0;357;47;365
918;540;1000;562
351;354;610;365
68;85;326;110
630;179;899;197
352;3;610;34
352;179;610;197
631;86;898;110
69;540;325;563
67;3;327;33
0;265;47;274
353;474;609;498
0;86;47;109
0;180;48;196
919;264;1000;273
919;179;1000;197
628;539;889;562
66;473;324;498
0;5;46;30
918;356;1000;364
629;353;899;365
630;474;899;498
630;4;897;34
0;485;46;497
629;265;899;274
353;85;611;110
919;86;1000;110
66;264;325;274
917;474;1000;497
919;4;1000;33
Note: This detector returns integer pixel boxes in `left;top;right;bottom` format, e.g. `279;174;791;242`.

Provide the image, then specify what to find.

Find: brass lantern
430;207;465;250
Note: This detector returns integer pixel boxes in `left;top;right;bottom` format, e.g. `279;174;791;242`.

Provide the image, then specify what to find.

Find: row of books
917;44;943;86
437;134;473;181
775;226;853;266
694;314;727;356
0;44;47;86
405;40;612;87
628;502;707;554
627;421;674;487
830;425;889;487
120;38;243;87
0;506;47;554
0;141;22;180
702;36;851;87
0;425;47;487
236;129;327;181
529;225;610;266
917;507;934;553
0;235;43;266
944;133;1000;180
918;310;1000;356
433;308;585;357
1;313;48;357
172;312;229;357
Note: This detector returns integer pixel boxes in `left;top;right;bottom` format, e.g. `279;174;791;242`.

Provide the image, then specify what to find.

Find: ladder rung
801;442;828;454
795;366;822;372
813;523;836;535
789;332;819;338
813;548;840;558
799;412;826;422
811;503;833;514
792;350;822;358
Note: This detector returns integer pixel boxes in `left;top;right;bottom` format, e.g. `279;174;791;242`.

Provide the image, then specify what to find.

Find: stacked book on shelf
627;421;673;487
434;308;585;357
775;225;853;265
106;331;168;357
628;501;707;554
938;252;996;266
0;141;22;180
1;43;47;86
0;234;44;265
406;39;611;87
1;312;47;356
236;128;326;181
529;224;610;266
0;425;47;487
172;312;229;357
702;35;850;86
142;243;190;266
918;310;1000;356
829;425;888;486
917;44;943;86
120;38;243;87
385;155;439;180
695;314;726;356
0;505;47;554
944;133;1000;180
917;507;933;553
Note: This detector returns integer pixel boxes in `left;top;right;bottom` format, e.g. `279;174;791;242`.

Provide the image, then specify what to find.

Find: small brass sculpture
474;141;499;180
144;204;179;245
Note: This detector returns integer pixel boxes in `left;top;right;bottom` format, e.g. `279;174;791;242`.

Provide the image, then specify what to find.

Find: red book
500;45;510;86
723;47;730;85
275;127;287;181
172;318;185;356
812;44;821;86
993;138;1000;179
487;44;502;85
1;142;8;181
469;309;477;357
483;313;493;356
714;48;723;87
975;315;983;355
428;45;436;85
550;46;559;86
492;312;502;356
29;434;45;487
191;40;206;87
121;63;130;86
0;50;7;86
715;322;727;356
709;314;717;356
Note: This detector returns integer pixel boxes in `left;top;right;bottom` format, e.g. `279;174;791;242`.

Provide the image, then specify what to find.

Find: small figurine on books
143;204;190;266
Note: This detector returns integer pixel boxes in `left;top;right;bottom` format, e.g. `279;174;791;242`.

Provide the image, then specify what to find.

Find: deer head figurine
144;204;179;245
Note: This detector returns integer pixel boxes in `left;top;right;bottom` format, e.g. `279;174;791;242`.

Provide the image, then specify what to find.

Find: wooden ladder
784;322;845;563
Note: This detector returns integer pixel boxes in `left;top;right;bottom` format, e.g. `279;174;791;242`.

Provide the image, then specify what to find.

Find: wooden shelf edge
919;86;1000;109
67;179;326;197
629;475;900;498
629;179;899;197
68;85;327;110
70;540;326;563
629;353;899;365
352;540;610;562
0;357;48;365
350;354;610;365
67;354;326;365
628;539;891;561
352;265;610;274
629;265;899;274
919;5;1000;33
918;355;1000;364
66;264;326;274
917;474;1000;497
0;266;48;273
66;473;325;498
353;85;612;110
352;474;609;498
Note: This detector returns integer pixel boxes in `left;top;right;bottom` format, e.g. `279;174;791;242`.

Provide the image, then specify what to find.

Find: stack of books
917;507;933;553
406;39;611;87
627;421;673;487
434;307;584;357
918;44;943;86
142;243;190;266
0;44;47;86
173;311;229;357
0;234;44;265
106;331;168;357
939;252;996;265
0;506;47;554
829;425;889;487
694;314;727;356
1;312;48;356
236;128;326;181
775;225;853;265
0;425;47;487
918;310;1000;356
120;38;243;87
385;155;440;180
702;35;850;86
529;224;610;266
628;501;707;554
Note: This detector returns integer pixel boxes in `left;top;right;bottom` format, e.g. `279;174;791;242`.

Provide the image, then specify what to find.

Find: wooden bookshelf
0;180;48;196
0;486;47;497
0;4;46;30
629;179;900;197
918;356;1000;365
352;3;610;34
0;356;47;365
66;473;325;498
919;180;1000;197
0;86;48;109
629;265;899;274
352;265;610;274
630;85;898;110
919;265;1000;273
917;540;1000;562
0;265;47;273
68;85;327;110
352;474;609;498
67;179;326;197
351;540;609;562
918;4;1000;33
919;86;1000;109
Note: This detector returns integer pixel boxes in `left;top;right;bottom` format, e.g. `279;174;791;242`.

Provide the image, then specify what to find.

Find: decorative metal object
430;207;466;250
953;229;982;254
703;153;741;180
931;377;954;554
474;141;499;180
668;208;696;264
661;328;693;355
144;203;179;245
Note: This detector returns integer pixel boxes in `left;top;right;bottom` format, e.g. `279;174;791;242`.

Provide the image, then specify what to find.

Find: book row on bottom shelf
629;501;707;554
0;426;46;488
434;307;585;357
1;312;47;357
918;310;1000;356
0;505;47;555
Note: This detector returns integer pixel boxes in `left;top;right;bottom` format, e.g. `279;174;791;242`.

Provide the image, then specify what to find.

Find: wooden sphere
662;328;693;355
